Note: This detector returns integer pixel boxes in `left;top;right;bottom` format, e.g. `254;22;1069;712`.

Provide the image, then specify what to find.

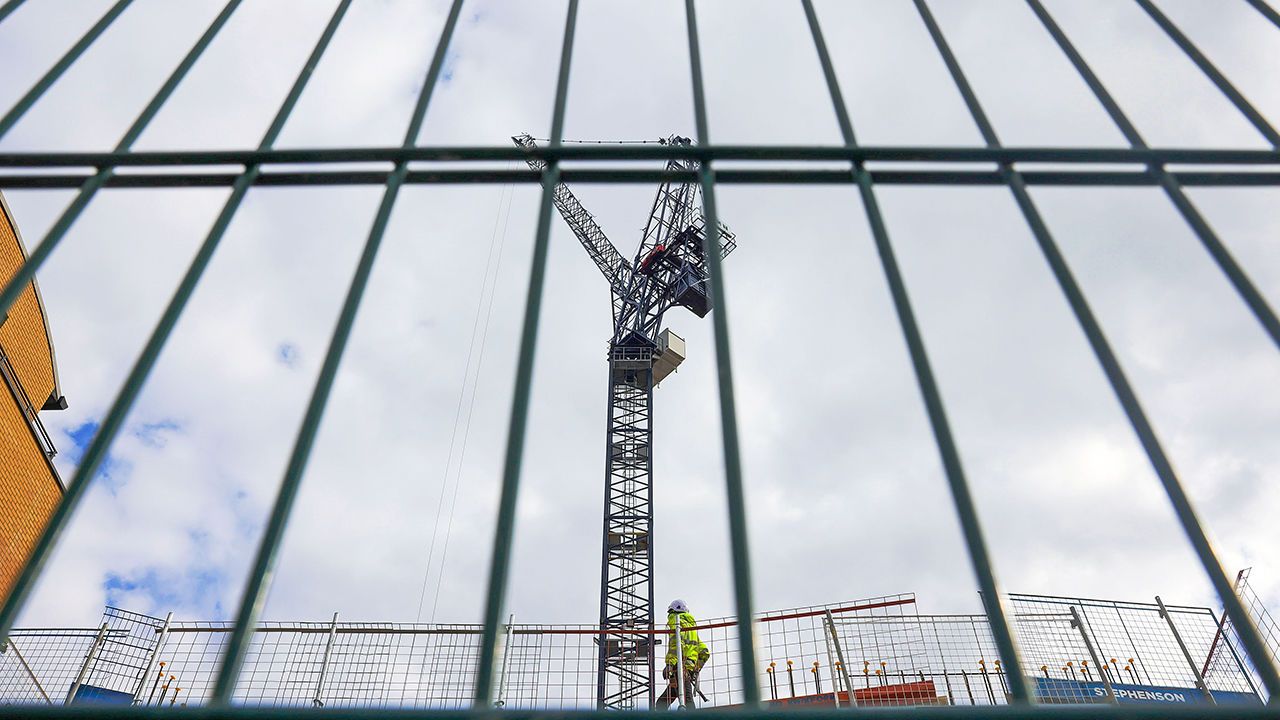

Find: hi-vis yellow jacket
665;611;708;670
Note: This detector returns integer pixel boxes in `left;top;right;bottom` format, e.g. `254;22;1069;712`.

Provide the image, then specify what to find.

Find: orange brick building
0;191;67;602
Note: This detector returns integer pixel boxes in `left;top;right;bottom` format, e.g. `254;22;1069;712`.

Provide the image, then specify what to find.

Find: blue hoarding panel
69;684;134;705
1033;677;1260;706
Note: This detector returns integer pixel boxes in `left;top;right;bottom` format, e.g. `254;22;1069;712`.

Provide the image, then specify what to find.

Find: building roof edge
0;190;63;406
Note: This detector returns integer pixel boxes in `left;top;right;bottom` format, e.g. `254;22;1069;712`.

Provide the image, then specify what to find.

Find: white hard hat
668;599;688;613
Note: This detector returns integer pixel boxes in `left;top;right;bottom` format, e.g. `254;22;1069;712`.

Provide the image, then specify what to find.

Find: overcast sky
0;0;1278;651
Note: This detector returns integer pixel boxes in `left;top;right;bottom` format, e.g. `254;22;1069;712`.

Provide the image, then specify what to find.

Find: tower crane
513;134;738;709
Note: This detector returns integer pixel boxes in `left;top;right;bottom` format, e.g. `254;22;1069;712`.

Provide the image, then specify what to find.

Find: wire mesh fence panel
1211;567;1280;702
324;626;430;708
143;625;226;707
1009;594;1261;706
0;629;98;705
1164;606;1258;697
422;627;480;709
0;607;163;706
828;613;1007;707
240;627;329;707
330;626;435;709
82;607;165;703
1237;570;1280;666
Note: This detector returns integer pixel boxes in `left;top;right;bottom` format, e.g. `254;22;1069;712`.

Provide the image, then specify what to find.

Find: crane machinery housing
513;134;738;710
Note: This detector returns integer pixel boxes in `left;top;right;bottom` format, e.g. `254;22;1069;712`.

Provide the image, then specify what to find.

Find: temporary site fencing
1211;568;1280;700
0;586;1272;709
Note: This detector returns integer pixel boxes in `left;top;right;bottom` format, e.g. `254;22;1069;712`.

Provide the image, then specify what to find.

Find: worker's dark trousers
656;667;697;710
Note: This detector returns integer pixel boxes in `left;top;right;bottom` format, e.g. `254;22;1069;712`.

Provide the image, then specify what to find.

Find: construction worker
658;599;709;709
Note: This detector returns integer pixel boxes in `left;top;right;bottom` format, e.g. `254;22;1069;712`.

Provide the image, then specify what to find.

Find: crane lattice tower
513;134;738;709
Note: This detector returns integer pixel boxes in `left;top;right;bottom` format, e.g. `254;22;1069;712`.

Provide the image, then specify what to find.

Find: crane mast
512;134;737;709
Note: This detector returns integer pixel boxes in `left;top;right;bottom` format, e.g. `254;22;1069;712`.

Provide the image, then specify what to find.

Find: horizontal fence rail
0;147;1278;190
0;0;1278;716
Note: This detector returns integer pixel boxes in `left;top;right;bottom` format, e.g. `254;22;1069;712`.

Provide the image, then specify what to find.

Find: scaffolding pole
674;617;687;709
495;614;515;707
824;609;858;707
1069;608;1116;704
823;623;839;708
1156;596;1216;704
133;611;172;704
313;612;339;707
66;623;108;705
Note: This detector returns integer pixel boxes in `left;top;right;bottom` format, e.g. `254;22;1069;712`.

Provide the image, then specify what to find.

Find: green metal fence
1;0;1278;714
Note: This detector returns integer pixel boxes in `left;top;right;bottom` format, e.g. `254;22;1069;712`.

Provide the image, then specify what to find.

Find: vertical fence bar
0;0;27;26
915;0;1280;705
1246;0;1280;30
0;0;244;620
0;0;355;649
473;0;580;705
1025;0;1280;352
1134;0;1280;148
799;0;1030;702
0;0;244;357
211;0;466;704
0;0;134;139
1156;597;1216;703
682;0;760;707
1023;0;1280;696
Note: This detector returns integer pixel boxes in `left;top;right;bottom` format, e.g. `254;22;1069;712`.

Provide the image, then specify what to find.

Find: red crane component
638;244;667;275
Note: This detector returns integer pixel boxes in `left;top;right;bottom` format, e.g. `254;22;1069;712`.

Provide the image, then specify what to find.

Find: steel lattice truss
599;350;654;709
515;130;738;708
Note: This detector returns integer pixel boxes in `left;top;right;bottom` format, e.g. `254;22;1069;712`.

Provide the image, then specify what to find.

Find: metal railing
0;0;1278;715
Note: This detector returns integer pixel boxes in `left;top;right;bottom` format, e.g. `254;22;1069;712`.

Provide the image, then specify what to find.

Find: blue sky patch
103;564;227;619
63;418;183;495
62;419;130;495
441;49;461;84
277;342;300;369
64;419;99;464
134;419;182;448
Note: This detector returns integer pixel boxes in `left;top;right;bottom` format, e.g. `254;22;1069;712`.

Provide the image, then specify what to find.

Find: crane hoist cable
427;178;514;624
414;175;513;621
414;169;515;622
